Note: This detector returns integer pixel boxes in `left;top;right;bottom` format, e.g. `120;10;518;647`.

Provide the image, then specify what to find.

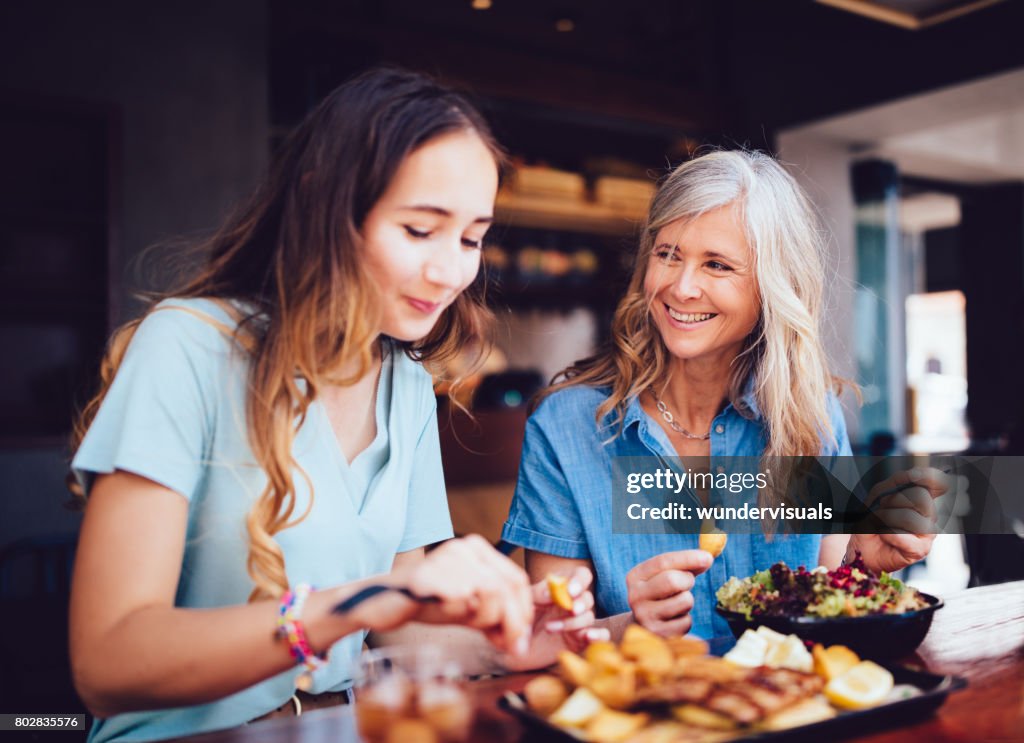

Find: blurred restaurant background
2;0;1024;715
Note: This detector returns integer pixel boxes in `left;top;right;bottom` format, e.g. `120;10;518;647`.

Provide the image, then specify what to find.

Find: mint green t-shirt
72;298;454;742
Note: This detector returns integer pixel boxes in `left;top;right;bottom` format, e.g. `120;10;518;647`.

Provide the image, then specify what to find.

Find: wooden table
179;581;1024;742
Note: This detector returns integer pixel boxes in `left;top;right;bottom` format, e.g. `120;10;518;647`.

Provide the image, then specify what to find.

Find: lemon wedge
824;661;894;709
812;643;861;680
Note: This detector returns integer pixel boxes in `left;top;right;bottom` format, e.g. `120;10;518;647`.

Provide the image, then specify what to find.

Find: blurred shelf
495;191;645;237
485;280;623;312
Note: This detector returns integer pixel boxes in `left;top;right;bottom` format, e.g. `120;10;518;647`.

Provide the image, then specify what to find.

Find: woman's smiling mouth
406;297;442;314
665;304;718;325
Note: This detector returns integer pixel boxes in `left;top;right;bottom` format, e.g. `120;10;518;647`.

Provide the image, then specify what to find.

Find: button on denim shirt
502;385;851;639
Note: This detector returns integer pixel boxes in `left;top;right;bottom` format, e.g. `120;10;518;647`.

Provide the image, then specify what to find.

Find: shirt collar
729;375;761;420
618;375;763;432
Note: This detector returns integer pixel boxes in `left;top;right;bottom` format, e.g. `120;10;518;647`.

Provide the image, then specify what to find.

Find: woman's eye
403;225;432;239
656;248;679;262
708;260;732;271
461;237;483;249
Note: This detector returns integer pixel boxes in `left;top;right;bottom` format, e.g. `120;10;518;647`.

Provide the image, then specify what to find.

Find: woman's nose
671;267;703;300
423;243;461;288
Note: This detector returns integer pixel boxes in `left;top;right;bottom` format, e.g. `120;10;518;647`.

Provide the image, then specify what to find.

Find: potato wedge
523;675;568;716
557;650;594;687
757;695;836;730
671;703;739;730
699;531;728;558
588;665;637;709
621;624;674;681
585;641;627;673
586;709;649;743
666;635;711;658
547;573;575;612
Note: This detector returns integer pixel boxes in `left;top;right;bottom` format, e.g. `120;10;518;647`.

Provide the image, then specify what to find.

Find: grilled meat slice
635;677;714;705
707;667;825;723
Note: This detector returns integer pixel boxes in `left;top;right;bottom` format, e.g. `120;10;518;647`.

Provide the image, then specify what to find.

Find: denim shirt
501;384;851;639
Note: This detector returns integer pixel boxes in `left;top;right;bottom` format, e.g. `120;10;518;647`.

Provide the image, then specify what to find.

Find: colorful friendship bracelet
276;582;325;691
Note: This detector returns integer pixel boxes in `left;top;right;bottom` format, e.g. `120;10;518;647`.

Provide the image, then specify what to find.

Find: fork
330;584;441;615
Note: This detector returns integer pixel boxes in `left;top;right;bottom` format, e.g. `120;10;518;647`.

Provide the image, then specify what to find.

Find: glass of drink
354;645;474;743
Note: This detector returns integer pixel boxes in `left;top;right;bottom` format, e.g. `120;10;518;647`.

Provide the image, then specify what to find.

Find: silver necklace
652;392;711;440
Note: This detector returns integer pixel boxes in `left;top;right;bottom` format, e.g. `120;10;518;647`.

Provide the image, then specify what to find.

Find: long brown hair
71;68;503;601
539;150;849;459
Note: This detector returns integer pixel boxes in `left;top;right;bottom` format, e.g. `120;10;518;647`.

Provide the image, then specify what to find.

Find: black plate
499;662;966;742
715;593;944;659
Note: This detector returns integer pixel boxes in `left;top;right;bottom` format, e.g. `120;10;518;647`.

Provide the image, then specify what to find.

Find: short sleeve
396;396;455;552
825;392;853;457
501;403;591;560
71;307;219;500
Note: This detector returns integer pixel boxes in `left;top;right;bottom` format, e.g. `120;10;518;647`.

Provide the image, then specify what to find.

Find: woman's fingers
877;486;936;521
562;623;610;653
875;504;936;535
629;550;712;583
463;535;533;652
913;466;952;498
408;536;534;653
868;467;950;509
641;570;696;601
654;590;695;621
548;609;598;635
567;565;594;596
545;592;594;632
630;591;694;627
878;532;933;563
632;590;695;629
626;554;701;635
648;614;693;638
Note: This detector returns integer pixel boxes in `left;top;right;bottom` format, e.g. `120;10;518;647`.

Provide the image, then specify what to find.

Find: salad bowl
715;593;943;659
715;557;944;658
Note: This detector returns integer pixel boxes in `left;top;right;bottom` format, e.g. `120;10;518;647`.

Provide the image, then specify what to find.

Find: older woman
501;150;945;639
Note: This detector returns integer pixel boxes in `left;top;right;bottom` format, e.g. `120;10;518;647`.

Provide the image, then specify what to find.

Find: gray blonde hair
542;150;845;458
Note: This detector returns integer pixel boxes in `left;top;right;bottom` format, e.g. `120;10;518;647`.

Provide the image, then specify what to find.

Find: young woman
502;150;947;640
69;69;602;742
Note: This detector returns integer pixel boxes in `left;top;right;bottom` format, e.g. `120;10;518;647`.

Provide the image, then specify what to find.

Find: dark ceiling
269;0;1023;166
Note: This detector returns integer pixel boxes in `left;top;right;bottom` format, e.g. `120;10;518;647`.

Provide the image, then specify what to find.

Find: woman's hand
626;550;712;637
848;467;950;573
353;535;534;655
502;566;609;671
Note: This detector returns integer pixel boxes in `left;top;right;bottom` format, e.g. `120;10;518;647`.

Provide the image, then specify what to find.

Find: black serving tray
499;662;966;742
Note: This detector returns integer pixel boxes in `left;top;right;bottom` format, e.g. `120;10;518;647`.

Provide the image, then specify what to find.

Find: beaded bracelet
276;583;325;691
